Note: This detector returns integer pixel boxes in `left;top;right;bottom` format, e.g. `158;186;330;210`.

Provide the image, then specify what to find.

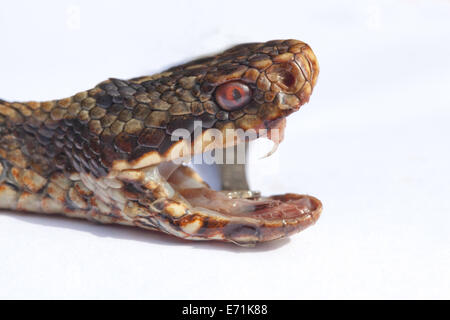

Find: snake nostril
266;62;304;94
280;71;295;88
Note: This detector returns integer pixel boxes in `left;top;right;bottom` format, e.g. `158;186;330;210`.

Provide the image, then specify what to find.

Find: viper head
86;40;321;245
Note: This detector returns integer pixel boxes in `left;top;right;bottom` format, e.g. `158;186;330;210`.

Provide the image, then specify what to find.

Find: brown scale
0;39;322;246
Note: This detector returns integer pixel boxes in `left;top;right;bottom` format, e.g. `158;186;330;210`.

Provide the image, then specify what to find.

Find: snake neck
0;98;105;218
0;99;63;177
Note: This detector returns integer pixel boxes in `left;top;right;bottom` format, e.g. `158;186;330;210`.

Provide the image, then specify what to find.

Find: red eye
215;81;251;111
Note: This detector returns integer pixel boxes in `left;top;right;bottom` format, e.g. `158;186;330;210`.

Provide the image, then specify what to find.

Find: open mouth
150;131;322;243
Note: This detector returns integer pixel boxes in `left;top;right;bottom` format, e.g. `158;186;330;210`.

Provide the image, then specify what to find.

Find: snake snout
264;45;319;111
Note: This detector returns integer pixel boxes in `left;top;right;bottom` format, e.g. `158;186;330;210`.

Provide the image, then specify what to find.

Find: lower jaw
165;162;322;223
153;143;322;244
177;186;323;245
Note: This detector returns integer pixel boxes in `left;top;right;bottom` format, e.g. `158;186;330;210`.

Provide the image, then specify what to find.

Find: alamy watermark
169;121;281;165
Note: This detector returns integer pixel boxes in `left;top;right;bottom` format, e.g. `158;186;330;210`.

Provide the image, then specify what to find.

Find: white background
0;0;449;299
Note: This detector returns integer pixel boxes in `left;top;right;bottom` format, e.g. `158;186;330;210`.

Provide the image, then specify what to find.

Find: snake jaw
111;139;323;246
107;144;322;246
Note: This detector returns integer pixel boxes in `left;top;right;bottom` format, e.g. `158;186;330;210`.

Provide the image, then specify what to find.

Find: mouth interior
160;149;319;222
177;187;318;221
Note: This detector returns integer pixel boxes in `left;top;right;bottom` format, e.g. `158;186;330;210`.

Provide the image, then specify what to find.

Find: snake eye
215;81;251;111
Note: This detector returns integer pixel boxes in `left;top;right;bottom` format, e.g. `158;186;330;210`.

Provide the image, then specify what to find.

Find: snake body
0;39;321;246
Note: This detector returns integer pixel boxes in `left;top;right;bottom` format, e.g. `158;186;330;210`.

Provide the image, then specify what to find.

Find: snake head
83;40;321;246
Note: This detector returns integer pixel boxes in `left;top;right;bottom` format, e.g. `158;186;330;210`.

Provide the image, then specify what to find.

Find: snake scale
0;39;321;246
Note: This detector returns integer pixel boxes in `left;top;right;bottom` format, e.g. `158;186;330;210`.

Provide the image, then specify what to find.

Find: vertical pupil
232;88;242;101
